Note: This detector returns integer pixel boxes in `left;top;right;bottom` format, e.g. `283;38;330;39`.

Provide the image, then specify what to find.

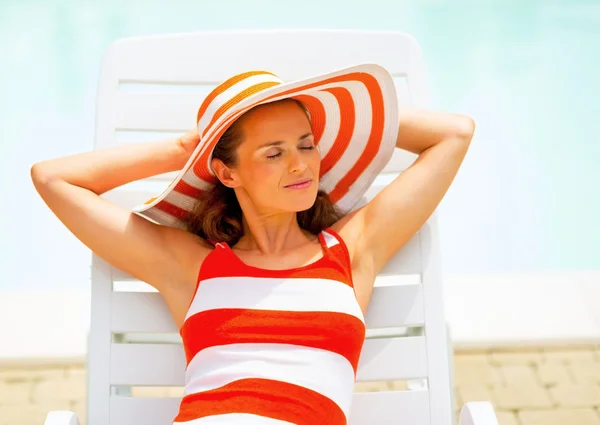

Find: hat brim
132;63;399;229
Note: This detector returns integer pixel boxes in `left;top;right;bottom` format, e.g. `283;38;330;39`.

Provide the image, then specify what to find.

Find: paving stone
458;384;496;404
166;386;185;397
549;384;600;408
64;367;86;380
490;351;544;366
491;382;553;410
519;408;600;425
0;405;31;425
569;361;600;385
454;352;491;366
0;381;34;404
544;348;597;363
0;368;65;384
131;386;170;397
536;362;573;386
454;361;505;387
0;404;69;425
454;385;464;407
495;411;520;425
70;400;87;425
500;364;541;387
354;381;388;392
31;373;86;404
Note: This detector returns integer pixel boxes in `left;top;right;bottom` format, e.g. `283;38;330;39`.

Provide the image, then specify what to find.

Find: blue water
1;0;599;291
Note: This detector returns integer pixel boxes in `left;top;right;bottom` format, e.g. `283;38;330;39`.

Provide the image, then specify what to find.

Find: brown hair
185;100;344;246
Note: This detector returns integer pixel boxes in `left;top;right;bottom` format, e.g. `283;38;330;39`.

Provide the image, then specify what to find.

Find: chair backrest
89;29;452;425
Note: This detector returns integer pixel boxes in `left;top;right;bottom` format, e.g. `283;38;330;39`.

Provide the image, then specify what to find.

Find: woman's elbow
30;162;60;189
455;115;476;142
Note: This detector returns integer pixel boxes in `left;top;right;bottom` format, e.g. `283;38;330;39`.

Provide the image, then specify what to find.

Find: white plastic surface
458;402;500;425
44;411;81;425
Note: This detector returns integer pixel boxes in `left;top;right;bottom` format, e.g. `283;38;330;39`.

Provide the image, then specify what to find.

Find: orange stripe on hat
181;308;365;370
154;199;191;220
291;94;326;142
192;119;236;181
173;179;204;199
173;378;347;425
318;87;355;177
196;71;276;124
328;73;384;203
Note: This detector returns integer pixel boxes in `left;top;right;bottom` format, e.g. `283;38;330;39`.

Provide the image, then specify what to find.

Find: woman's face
221;99;321;214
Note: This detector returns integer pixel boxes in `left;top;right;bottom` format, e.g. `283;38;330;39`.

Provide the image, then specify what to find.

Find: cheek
309;150;321;174
243;162;281;187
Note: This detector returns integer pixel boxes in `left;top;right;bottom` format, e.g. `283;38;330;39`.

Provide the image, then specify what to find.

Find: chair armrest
458;401;499;425
44;411;81;425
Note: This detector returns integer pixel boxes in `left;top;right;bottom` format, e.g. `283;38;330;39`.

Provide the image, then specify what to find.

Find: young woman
31;65;474;425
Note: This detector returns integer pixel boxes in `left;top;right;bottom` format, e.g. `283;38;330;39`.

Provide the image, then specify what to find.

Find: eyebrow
257;132;314;149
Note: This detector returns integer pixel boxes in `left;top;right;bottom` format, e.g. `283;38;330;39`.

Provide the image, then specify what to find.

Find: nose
288;150;308;174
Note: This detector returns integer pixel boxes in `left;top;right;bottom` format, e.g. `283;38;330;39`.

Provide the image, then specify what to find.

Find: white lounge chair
44;29;498;425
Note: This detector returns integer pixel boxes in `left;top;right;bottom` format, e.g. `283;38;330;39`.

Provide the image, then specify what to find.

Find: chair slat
109;390;430;425
364;282;424;328
111;279;423;334
105;31;413;84
109;336;426;386
349;390;431;425
113;92;205;132
110;344;185;386
356;336;427;381
111;292;175;333
110;396;180;425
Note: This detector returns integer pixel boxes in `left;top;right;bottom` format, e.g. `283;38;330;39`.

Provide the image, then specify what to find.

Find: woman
31;65;474;425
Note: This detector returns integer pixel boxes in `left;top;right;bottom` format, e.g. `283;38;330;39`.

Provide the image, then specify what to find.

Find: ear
211;158;241;188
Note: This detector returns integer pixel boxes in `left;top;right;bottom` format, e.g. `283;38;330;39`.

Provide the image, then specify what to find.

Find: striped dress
174;228;366;425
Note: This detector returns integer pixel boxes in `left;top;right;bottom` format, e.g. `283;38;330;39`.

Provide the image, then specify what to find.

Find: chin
288;193;318;212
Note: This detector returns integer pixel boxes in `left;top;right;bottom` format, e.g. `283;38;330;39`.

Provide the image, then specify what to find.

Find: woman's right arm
30;133;208;292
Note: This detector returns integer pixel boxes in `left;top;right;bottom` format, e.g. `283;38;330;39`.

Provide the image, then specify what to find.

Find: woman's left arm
344;109;475;276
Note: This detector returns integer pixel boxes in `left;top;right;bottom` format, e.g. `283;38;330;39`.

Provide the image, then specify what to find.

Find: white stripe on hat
162;188;204;214
180;168;214;193
137;207;184;229
197;73;283;137
183;342;355;417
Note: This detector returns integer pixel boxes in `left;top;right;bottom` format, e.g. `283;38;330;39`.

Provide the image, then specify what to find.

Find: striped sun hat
132;63;399;229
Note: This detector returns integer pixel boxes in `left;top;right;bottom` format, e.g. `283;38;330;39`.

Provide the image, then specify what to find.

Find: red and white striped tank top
174;228;366;425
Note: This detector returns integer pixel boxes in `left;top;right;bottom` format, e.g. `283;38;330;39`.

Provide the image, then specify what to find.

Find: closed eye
266;145;314;160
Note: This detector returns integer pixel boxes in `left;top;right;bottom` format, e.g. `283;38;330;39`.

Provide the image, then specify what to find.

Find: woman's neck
236;213;314;255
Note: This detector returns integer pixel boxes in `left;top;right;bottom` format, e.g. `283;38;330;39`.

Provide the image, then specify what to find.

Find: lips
285;179;312;188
